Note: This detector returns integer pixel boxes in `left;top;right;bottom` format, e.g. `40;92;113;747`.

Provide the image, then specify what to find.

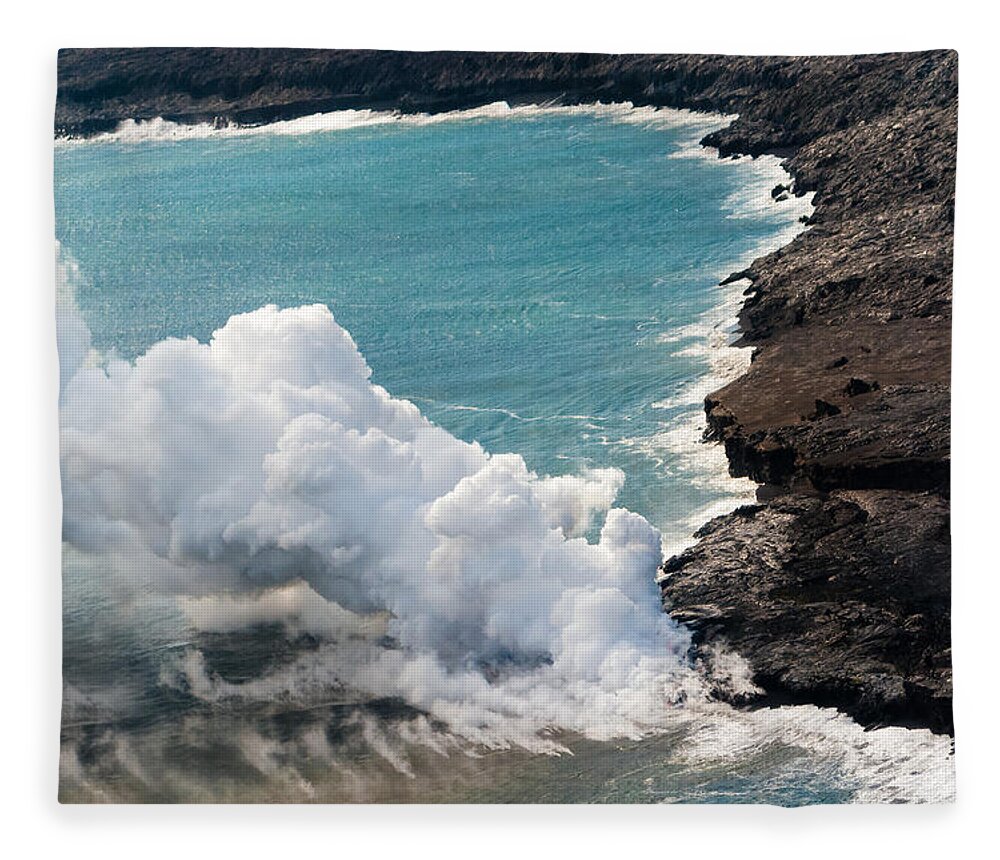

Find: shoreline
654;141;813;559
56;49;956;734
54;100;731;144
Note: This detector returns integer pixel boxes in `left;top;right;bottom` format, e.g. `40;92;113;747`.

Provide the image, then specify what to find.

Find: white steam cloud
57;243;695;748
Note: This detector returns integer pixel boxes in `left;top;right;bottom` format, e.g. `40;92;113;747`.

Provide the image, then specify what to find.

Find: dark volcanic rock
703;105;956;497
678;54;955;733
55;48;956;733
845;377;879;397
55;49;957;144
661;491;952;733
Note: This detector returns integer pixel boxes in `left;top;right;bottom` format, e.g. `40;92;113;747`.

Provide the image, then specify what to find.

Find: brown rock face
663;55;955;733
662;60;957;732
56;48;956;732
703;104;954;498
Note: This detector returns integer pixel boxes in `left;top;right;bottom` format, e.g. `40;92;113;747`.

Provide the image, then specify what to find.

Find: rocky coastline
56;49;957;734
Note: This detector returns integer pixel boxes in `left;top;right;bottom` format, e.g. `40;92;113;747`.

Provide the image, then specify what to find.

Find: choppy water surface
54;104;954;803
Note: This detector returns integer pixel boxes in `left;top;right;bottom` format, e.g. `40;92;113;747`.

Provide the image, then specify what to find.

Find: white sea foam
617;120;813;556
619;277;761;559
675;701;955;804
56;101;735;147
411;396;607;426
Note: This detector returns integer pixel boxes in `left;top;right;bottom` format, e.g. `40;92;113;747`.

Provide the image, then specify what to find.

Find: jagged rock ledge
662;55;955;735
56;49;957;733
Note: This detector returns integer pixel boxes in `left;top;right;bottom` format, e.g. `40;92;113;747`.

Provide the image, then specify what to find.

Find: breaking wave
56;101;735;149
55;101;733;146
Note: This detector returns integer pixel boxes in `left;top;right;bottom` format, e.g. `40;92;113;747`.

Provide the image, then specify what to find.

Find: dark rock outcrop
663;491;952;733
56;48;956;733
659;54;955;735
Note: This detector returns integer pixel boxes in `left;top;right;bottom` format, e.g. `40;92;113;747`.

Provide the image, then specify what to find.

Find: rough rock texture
56;49;956;733
703;103;955;496
55;50;956;142
662;56;955;734
663;492;952;733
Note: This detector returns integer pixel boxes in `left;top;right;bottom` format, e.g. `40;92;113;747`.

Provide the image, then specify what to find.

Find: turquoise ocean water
55;106;804;545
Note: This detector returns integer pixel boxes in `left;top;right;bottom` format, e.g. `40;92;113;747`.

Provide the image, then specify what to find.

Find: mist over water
55;105;954;803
